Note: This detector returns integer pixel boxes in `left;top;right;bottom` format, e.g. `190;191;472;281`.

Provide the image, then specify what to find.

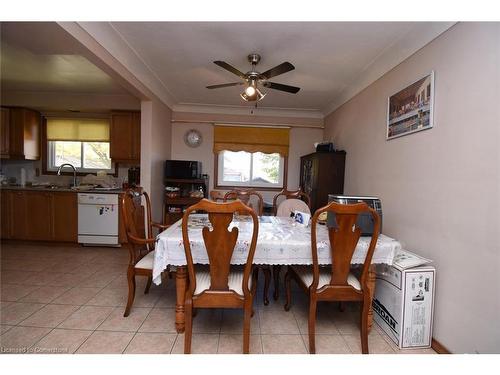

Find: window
213;125;290;189
45;118;112;173
217;151;285;188
48;141;111;171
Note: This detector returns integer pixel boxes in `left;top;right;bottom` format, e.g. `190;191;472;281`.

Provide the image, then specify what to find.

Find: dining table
153;214;401;333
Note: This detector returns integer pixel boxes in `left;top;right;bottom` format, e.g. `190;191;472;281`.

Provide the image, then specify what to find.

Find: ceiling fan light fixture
240;91;252;101
256;88;266;101
244;85;256;97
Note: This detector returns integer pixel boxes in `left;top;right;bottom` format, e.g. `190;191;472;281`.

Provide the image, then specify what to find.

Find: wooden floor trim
432;338;451;354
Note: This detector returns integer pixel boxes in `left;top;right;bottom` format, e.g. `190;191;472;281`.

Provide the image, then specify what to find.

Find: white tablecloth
153;215;400;285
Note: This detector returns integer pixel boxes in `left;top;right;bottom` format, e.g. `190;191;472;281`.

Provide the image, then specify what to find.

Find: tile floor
0;242;436;354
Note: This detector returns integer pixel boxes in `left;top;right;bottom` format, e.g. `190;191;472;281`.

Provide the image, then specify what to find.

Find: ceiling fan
206;53;300;102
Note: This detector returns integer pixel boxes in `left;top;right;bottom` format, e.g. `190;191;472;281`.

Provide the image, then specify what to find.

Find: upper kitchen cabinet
110;111;141;163
0;107;41;160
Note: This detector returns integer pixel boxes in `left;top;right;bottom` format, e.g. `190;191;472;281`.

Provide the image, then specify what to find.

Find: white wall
324;23;500;353
140;98;172;221
170;121;323;201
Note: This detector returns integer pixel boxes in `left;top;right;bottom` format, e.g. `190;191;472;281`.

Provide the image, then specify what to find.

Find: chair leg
284;267;292;311
360;298;370;354
308;296;317;354
262;267;271;306
144;275;152;294
338;301;345;312
243;300;252;354
124;267;136;317
184;299;193;354
272;265;282;301
251;268;258;317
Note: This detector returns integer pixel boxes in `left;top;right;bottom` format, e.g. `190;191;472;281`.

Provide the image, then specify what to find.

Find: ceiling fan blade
260;62;295;80
213;61;247;79
206;82;244;89
263;81;301;94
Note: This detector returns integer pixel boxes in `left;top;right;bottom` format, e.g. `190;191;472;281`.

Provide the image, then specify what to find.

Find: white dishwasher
78;193;119;246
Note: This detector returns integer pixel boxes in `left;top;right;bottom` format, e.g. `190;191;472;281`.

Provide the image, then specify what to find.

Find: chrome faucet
57;163;78;187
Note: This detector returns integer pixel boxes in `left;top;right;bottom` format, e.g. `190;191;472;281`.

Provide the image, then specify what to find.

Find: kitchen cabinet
0;190;12;238
110;111;141;163
25;191;52;241
0;190;77;242
1;108;10;156
9;190;28;239
0;107;41;160
299;151;346;212
51;192;78;242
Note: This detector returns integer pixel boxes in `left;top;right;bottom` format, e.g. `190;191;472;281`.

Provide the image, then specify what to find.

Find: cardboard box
373;249;435;349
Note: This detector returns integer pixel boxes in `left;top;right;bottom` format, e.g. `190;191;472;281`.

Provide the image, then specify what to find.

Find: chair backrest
276;198;311;217
121;189;153;263
272;189;311;216
209;190;225;202
223;189;264;216
311;201;380;291
182;199;259;297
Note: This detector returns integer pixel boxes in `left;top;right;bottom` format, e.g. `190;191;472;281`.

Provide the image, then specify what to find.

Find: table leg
367;265;376;333
175;266;187;333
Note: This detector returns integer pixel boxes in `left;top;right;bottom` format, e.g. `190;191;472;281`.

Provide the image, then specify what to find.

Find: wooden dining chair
223;189;272;304
272;188;311;216
209;190;225;202
121;189;171;317
271;189;312;301
182;199;259;354
223;188;264;215
283;201;380;354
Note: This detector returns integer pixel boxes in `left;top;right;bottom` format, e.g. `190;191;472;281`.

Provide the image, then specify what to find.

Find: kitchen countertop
0;185;127;194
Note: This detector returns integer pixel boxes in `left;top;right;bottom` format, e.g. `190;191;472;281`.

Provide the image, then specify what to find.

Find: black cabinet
299;151;346;212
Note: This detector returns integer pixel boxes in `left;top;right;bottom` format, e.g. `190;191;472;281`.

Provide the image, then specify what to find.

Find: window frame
214;150;288;191
46;140;114;174
41;117;118;177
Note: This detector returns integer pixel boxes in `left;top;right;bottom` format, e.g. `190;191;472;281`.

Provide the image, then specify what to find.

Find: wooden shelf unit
164;177;209;225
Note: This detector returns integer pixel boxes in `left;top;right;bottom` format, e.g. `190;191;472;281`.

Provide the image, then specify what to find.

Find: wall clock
184;129;203;148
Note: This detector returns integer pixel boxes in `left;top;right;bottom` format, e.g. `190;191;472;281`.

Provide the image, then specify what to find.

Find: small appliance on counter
373;249;435;349
327;194;383;235
128;167;140;187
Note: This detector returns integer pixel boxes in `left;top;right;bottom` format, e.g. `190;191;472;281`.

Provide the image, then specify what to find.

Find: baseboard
431;338;451;354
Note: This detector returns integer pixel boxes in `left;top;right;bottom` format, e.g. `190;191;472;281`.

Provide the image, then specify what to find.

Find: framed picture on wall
387;71;434;140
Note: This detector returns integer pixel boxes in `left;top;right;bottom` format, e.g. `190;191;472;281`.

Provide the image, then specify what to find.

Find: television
165;160;202;179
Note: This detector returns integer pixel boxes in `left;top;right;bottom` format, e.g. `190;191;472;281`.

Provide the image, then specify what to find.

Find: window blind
213;125;290;156
46;118;110;142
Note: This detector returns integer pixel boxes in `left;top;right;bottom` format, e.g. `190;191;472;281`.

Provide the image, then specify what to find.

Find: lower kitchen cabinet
25;191;52;241
52;192;78;242
10;190;28;239
0;190;77;242
0;190;11;238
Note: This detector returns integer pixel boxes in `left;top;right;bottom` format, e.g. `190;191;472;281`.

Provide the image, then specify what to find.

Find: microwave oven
165;160;202;179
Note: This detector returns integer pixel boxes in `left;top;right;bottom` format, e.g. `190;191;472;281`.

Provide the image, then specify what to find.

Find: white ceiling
0;22;130;95
110;22;453;114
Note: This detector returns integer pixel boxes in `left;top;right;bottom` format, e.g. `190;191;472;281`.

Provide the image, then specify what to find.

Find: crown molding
172;103;324;119
322;22;456;117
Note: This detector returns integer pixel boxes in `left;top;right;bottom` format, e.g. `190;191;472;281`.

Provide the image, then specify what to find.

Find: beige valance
213;125;290;156
47;118;110;142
